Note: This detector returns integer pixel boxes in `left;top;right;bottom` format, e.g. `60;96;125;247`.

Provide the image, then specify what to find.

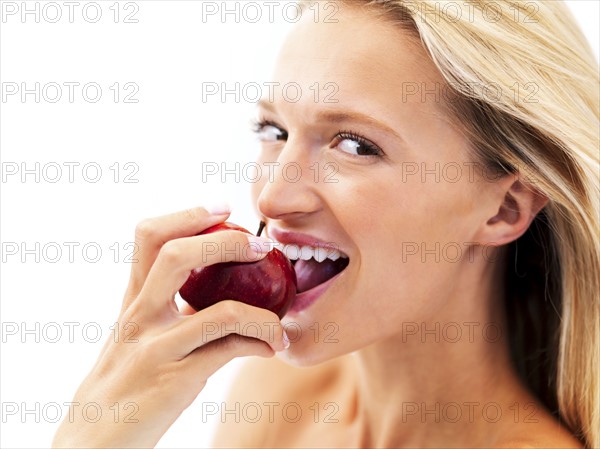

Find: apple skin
179;222;297;319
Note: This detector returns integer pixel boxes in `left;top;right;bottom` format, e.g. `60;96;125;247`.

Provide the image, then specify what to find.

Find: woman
53;0;599;447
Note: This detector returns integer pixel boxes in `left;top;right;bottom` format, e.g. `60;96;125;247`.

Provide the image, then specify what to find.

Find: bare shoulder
212;355;354;448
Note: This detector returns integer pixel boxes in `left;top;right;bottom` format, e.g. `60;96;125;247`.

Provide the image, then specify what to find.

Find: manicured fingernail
246;235;274;257
205;201;231;215
283;330;290;349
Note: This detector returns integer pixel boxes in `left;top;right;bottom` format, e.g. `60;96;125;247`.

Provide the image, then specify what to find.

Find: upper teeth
272;242;347;262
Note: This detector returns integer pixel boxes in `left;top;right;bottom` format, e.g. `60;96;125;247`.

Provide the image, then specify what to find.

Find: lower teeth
293;257;349;293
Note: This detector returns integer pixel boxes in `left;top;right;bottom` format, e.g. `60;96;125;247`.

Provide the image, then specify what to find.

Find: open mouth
275;244;350;293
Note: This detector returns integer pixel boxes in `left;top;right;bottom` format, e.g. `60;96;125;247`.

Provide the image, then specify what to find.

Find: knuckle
136;339;153;358
135;341;169;370
158;240;184;265
218;300;244;323
134;218;159;242
156;366;179;386
221;232;247;262
127;339;155;368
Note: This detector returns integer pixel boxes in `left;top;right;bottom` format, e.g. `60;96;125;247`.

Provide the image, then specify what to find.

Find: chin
276;343;344;367
276;319;361;367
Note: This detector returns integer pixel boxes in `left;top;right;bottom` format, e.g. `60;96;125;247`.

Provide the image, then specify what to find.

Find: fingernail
283;330;290;349
205;201;231;216
246;235;274;258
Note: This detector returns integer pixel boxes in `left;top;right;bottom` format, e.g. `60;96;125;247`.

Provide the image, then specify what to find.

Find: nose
256;137;323;221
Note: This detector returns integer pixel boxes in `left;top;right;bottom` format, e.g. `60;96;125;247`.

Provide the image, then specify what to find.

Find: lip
287;269;345;314
267;228;345;255
267;226;349;314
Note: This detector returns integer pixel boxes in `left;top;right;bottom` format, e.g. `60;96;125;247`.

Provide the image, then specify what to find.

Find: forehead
269;3;450;126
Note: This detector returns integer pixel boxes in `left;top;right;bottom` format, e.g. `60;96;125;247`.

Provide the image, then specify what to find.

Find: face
251;4;500;365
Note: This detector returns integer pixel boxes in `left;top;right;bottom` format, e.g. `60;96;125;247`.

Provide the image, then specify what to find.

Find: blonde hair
301;0;600;446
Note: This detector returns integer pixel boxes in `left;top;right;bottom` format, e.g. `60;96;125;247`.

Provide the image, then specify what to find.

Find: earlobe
482;179;548;246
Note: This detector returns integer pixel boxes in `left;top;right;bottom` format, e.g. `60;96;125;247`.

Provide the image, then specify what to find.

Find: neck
351;250;532;447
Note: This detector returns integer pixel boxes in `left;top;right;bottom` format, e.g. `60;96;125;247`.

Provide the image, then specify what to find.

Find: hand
52;207;287;448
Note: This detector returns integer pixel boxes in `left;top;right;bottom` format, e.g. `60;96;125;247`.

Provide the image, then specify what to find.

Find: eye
251;119;288;142
333;131;383;157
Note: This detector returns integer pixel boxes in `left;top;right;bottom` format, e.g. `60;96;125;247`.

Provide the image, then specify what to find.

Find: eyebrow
257;100;406;144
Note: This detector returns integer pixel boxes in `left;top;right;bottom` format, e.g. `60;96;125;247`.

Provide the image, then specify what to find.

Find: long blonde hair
301;0;600;446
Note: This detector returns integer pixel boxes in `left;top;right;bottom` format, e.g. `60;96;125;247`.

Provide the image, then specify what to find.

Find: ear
475;176;548;246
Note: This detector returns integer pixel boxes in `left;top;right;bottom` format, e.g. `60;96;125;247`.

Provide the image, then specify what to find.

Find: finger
122;206;230;312
179;334;274;382
159;300;287;357
138;231;273;307
128;206;231;293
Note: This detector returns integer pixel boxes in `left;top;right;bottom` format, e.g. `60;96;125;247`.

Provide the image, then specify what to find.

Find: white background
1;1;598;447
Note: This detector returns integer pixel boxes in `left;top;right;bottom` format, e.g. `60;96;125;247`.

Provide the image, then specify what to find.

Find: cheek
336;171;473;251
343;172;482;306
385;172;482;245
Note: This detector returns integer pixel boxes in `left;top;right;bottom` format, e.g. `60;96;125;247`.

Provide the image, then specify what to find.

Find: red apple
179;222;297;318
